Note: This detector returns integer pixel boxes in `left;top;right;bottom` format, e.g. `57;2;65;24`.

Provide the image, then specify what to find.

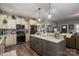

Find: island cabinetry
30;36;42;55
30;36;34;49
42;39;66;56
30;35;66;56
35;38;42;55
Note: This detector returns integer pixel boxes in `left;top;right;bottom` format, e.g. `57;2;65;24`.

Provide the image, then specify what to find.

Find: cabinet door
42;40;59;56
30;36;37;51
6;34;16;46
33;37;37;51
7;19;16;29
30;37;42;55
35;38;42;55
45;41;57;56
30;36;34;49
42;40;66;56
42;40;55;56
41;39;47;56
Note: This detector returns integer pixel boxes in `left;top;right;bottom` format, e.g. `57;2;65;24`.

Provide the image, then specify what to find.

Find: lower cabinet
6;34;16;47
30;37;42;55
30;36;66;56
41;39;47;56
30;36;35;50
42;39;66;56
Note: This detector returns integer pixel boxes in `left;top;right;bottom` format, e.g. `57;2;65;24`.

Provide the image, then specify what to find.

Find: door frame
60;24;68;33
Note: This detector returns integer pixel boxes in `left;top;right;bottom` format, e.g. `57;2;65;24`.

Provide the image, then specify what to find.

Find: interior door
61;25;67;33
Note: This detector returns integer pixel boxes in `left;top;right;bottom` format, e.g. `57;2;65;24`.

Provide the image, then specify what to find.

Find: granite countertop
30;34;64;43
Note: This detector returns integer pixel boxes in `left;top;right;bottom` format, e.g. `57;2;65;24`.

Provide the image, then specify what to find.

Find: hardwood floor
5;43;39;56
5;42;79;56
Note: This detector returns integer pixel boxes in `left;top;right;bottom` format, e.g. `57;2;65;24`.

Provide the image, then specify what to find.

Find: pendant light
48;3;51;19
38;8;41;21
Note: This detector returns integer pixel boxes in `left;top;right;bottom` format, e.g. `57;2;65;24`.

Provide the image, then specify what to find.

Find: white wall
57;18;79;32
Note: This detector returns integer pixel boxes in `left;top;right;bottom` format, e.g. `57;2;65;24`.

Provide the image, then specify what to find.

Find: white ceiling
0;3;79;21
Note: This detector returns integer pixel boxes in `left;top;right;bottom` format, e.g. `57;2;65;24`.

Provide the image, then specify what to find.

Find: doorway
61;25;67;33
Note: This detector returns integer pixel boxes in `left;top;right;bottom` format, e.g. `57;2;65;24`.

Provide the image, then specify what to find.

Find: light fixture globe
38;8;41;22
38;18;41;21
48;13;51;19
48;3;52;19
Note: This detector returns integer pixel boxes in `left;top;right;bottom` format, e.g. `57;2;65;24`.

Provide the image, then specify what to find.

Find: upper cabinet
7;19;16;29
29;19;40;25
16;18;25;25
16;18;29;29
0;15;8;29
0;14;29;29
0;15;16;29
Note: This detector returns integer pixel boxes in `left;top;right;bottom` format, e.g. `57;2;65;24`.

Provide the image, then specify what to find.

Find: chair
76;36;79;50
66;35;76;49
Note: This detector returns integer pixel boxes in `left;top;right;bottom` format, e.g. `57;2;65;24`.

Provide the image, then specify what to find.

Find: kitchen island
30;34;66;56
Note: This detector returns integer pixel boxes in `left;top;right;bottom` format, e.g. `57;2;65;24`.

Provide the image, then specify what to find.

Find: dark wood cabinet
76;36;79;50
66;35;76;49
